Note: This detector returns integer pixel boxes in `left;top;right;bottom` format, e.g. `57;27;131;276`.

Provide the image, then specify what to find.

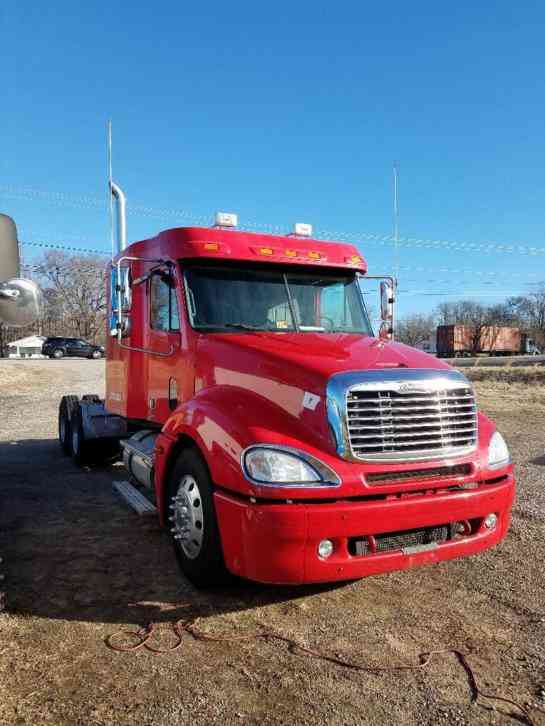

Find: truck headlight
242;446;340;487
487;431;511;470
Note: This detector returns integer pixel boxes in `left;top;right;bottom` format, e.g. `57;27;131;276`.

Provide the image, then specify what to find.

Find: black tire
58;395;79;455
52;348;64;359
167;449;232;588
71;405;93;466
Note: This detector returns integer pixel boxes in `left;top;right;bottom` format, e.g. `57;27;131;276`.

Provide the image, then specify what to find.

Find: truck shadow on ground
0;439;347;627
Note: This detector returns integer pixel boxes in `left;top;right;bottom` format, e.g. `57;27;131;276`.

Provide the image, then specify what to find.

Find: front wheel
167;449;232;588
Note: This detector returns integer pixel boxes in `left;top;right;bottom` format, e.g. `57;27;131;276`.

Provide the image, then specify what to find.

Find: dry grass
462;365;545;385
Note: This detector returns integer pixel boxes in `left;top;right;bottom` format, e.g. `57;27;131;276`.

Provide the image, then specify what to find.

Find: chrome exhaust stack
109;180;127;253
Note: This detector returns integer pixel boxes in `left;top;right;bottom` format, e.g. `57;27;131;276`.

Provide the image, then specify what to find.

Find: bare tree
396;313;435;348
36;251;107;343
507;286;545;348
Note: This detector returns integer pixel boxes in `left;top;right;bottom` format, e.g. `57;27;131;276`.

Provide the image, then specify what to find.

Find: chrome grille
346;385;477;461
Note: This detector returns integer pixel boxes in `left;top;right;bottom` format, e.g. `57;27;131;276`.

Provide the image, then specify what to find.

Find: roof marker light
259;247;274;256
308;251;321;260
293;222;312;237
346;255;362;264
285;249;297;257
214;212;238;228
204;242;220;252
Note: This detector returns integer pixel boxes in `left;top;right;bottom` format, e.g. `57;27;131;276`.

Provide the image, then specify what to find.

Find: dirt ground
1;359;544;726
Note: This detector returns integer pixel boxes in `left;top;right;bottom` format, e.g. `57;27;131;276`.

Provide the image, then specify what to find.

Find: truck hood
195;332;455;454
199;332;451;390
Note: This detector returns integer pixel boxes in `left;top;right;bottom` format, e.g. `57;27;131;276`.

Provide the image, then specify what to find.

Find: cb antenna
393;160;400;279
107;120;127;255
108;119;114;259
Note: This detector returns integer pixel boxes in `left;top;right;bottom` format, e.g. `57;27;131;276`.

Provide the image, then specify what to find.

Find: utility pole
393;161;400;279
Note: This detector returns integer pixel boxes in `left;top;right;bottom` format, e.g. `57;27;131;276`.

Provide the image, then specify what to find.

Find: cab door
146;270;183;423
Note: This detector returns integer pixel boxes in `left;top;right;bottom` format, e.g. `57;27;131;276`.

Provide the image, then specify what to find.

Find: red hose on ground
106;618;536;725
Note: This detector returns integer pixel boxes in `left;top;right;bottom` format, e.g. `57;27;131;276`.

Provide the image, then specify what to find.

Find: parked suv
42;337;104;359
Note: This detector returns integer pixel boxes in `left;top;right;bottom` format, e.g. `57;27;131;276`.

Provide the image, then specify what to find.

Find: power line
18;237;545;288
21;239;110;256
3;183;545;258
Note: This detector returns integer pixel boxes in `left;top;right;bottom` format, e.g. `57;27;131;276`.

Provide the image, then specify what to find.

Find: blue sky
2;1;545;316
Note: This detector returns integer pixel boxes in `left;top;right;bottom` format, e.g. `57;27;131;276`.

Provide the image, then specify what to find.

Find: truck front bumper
214;475;515;584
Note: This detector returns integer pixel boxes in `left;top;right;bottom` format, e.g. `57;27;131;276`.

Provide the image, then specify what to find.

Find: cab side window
150;273;180;332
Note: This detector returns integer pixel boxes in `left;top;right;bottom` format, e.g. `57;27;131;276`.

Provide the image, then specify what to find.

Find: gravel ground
1;359;545;725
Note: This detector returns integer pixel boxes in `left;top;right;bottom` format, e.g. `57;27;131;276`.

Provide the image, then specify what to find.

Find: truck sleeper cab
58;223;515;587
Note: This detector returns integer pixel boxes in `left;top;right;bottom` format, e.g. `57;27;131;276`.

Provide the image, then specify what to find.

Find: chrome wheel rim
170;475;204;560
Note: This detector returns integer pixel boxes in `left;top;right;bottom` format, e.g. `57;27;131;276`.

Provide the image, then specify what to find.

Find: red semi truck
58;187;515;587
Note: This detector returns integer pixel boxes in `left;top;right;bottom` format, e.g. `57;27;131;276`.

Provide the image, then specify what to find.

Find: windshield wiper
225;323;273;331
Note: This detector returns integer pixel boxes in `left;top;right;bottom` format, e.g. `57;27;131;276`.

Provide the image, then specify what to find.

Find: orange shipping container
436;325;474;356
437;324;521;356
479;326;521;353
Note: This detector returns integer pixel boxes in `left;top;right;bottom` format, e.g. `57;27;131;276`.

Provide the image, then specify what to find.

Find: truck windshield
183;265;373;334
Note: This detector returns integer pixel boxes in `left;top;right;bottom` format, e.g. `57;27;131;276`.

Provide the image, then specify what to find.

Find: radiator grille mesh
347;386;477;460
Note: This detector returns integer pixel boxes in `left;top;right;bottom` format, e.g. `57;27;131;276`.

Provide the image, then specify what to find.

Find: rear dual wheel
58;396;119;466
58;395;79;455
70;405;93;466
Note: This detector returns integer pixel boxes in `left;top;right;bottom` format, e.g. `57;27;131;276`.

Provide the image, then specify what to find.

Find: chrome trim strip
241;444;341;488
327;369;478;463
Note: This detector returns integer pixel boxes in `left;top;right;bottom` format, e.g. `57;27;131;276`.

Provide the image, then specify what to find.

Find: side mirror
0;214;43;327
110;264;132;337
0;214;20;281
380;281;394;321
121;266;132;311
0;278;43;327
